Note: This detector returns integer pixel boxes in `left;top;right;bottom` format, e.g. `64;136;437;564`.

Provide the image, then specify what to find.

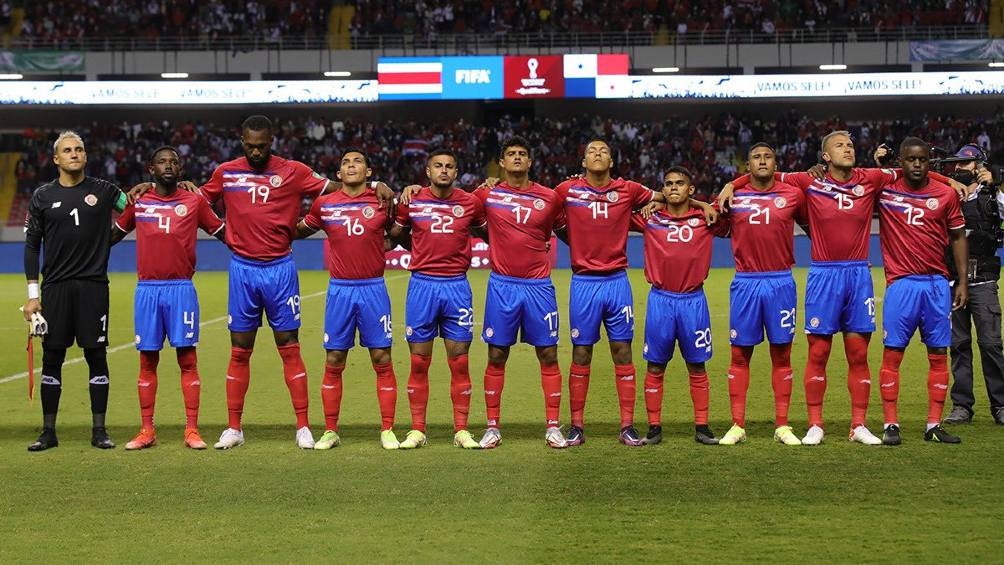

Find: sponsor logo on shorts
729;329;737;339
533;198;546;210
324;333;329;343
774;197;787;208
809;317;820;328
688;218;701;227
570;328;580;339
97;336;106;343
135;335;141;344
926;198;939;210
606;191;619;203
362;206;375;219
852;185;865;196
185;332;194;338
84;194;98;206
452;205;465;217
485;327;494;338
269;175;282;187
643;343;649;354
406;326;413;336
174;204;188;217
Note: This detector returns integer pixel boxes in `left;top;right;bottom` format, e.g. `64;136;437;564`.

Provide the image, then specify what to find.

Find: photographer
941;144;1004;425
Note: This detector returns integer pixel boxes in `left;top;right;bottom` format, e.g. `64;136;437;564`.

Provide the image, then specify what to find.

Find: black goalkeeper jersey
24;176;125;287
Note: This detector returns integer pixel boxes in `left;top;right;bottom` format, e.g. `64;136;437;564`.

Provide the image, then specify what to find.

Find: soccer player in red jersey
476;136;568;449
388;149;488;450
875;137;968;445
631;166;725;446
716;143;808;446
112;146;225;450
295;149;400;450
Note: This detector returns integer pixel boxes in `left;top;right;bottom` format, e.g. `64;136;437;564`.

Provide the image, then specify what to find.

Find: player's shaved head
898;137;931;188
240;116;273;169
148;145;180;190
241;115;273;133
149;145;179;163
899;136;930;155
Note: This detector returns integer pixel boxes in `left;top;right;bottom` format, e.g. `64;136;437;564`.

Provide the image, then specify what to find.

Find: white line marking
1;273;409;385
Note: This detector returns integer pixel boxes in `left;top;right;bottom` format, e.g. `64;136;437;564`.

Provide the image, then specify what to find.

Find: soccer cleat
566;426;585;446
994;407;1004;426
296;427;315;449
694;425;718;445
184;428;207;450
619;426;644;446
774;425;802;445
27;428;58;452
380;429;400;450
848;425;882;445
399;430;428;449
882;424;902;446
314;430;341;450
453;429;480;449
545;426;568;449
125;428;157;450
479;427;502;449
642;425;663;445
91;427;116;449
943;406;973;425
801;425;825;446
718;424;746;445
924;424;961;444
214;427;245;450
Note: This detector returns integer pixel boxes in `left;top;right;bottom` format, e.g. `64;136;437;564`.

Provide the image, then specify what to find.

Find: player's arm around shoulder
296;196;323;239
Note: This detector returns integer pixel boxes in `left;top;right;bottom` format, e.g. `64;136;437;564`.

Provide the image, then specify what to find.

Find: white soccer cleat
479;427;502;449
544;426;568;449
399;430;428;449
295;426;315;449
214;427;245;450
802;425;825;446
773;425;802;445
718;424;747;445
848;425;883;445
380;429;400;450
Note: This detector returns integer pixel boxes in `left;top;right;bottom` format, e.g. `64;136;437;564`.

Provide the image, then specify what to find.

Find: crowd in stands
10;110;1002;214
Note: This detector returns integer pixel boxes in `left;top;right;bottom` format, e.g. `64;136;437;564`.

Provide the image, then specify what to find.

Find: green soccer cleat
399;430;427;449
380;429;400;450
718;424;747;446
314;430;341;450
774;425;802;445
453;429;480;449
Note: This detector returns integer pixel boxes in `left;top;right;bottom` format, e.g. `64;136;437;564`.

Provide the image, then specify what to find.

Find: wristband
27;282;39;300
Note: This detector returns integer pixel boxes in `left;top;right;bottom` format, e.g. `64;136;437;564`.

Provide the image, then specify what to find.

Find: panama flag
563;53;630;98
378;57;443;100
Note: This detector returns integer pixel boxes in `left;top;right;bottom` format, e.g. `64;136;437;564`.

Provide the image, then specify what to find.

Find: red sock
484;362;505;427
374;362;397;430
644;369;664;426
541;363;563;427
277;343;309;429
447;354;472;432
407;354;431;432
176;348;200;429
845;335;872;429
769;343;793;427
689;368;710;426
927;353;950;424
568;363;590;428
138;351;159;429
804;334;832;427
727;345;752;427
614;364;636;428
226;347;252;430
880;348;904;425
321;364;344;431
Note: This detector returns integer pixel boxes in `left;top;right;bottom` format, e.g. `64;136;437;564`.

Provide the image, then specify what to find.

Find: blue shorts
406;272;475;343
569;271;635;345
643;287;713;365
804;260;876;335
483;272;559;347
730;271;797;346
134;280;200;351
324;277;393;350
883;275;952;349
228;254;301;332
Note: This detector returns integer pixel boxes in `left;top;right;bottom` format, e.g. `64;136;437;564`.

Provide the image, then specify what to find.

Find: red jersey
115;190;224;281
878;177;965;285
200;154;328;261
725;181;806;272
476;181;566;279
556;177;655;274
632;206;724;293
304;188;392;280
394;186;486;277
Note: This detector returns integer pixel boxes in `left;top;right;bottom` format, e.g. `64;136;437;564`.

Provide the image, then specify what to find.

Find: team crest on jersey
269;175;282;187
852;185;865;197
606;191;619;203
571;328;580;339
926;198;939;210
452;205;465;217
174;204;188;217
809;317;820;328
362;206;375;218
688;218;701;227
774;197;787;208
533;198;546;210
84;194;98;206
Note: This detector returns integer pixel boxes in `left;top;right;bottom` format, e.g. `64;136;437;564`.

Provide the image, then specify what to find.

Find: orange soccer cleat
125;428;157;450
184;428;208;450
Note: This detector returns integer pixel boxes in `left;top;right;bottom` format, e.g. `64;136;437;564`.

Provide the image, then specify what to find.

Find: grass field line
0;273;410;385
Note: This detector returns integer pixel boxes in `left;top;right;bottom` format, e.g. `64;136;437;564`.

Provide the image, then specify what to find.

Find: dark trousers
950;282;1004;413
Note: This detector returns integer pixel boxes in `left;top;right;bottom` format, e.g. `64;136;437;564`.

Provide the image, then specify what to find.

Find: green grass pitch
1;268;1001;563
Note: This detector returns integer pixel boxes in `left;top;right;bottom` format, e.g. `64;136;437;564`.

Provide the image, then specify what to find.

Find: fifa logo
456;69;491;84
